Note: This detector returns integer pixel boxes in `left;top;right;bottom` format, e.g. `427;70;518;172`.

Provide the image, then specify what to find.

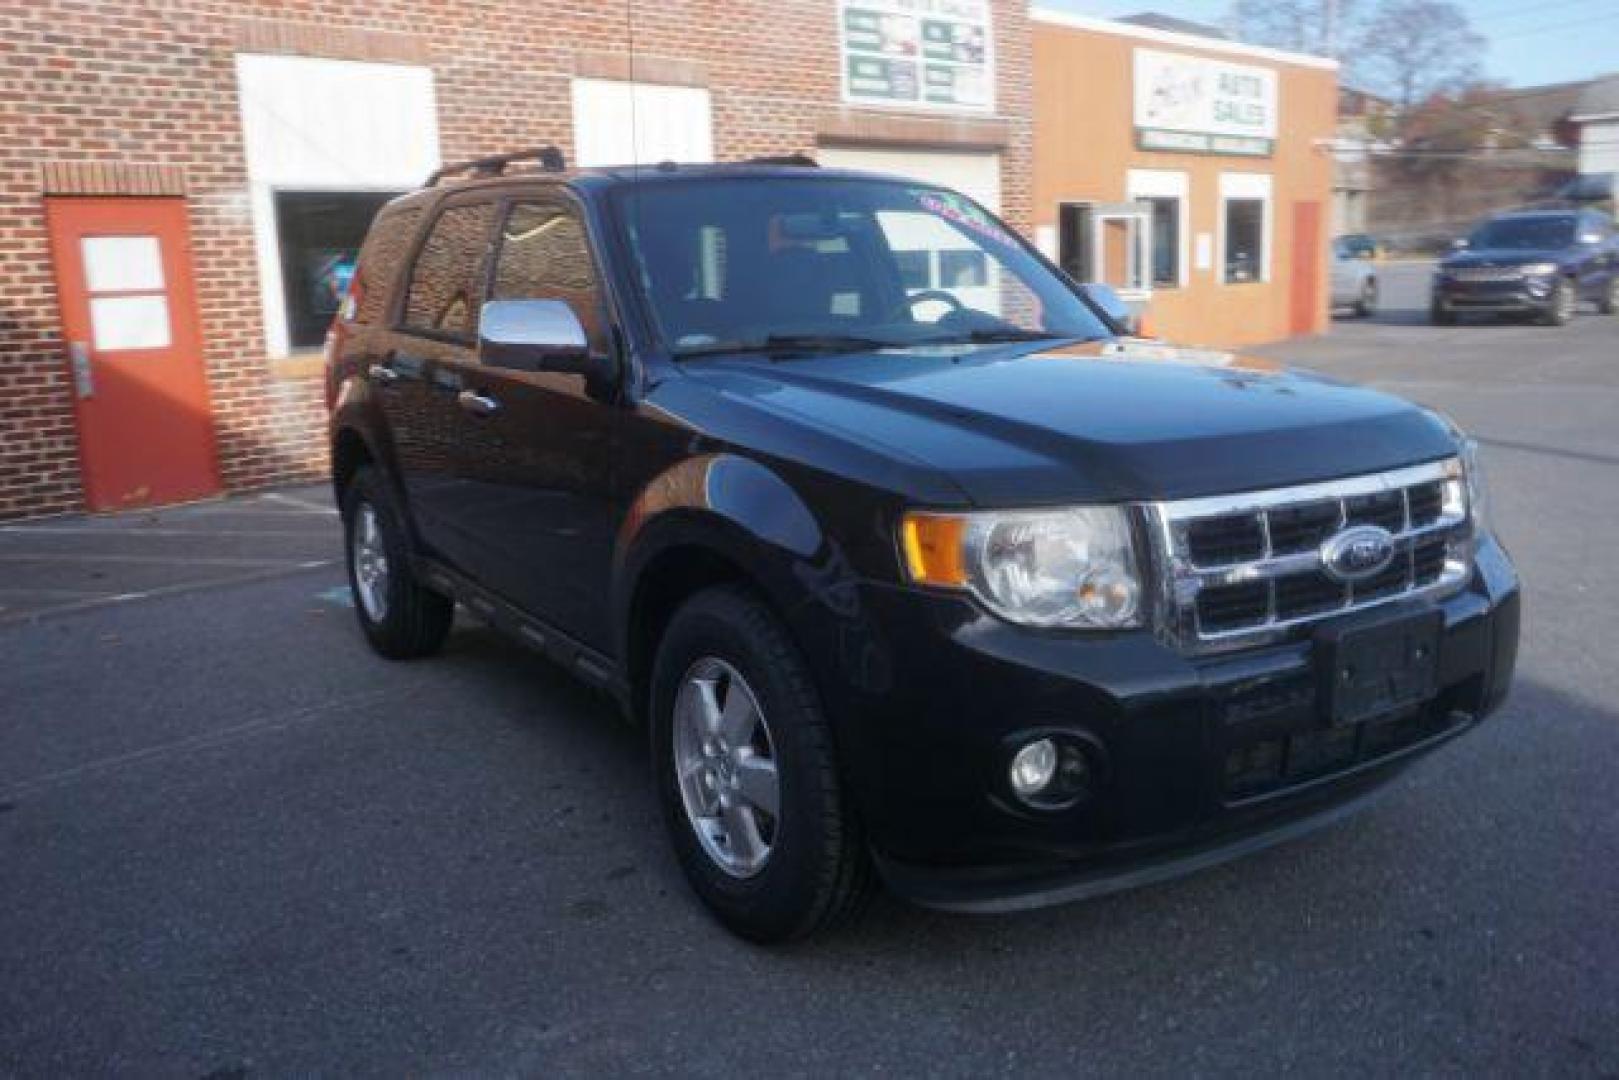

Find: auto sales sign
1133;49;1276;157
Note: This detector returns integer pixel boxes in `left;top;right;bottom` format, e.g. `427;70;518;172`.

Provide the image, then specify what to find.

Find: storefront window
275;192;401;349
895;249;931;290
1146;197;1179;287
940;249;988;288
1058;202;1150;295
1223;198;1265;284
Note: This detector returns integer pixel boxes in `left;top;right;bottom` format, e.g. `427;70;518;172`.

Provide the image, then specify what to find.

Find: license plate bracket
1316;607;1442;727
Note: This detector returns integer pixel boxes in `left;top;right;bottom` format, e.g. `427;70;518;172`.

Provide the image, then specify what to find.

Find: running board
414;557;631;710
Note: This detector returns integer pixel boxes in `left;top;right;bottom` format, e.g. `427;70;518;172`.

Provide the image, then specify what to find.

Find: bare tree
1227;0;1366;59
1352;0;1485;109
1228;0;1484;108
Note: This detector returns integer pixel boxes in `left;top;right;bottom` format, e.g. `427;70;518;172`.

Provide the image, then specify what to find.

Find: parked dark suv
327;149;1520;942
1432;208;1619;325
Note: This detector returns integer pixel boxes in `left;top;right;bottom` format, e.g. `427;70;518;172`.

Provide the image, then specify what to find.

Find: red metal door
45;197;219;511
1290;200;1324;337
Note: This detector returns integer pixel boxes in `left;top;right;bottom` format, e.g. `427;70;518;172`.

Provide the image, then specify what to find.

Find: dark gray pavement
2;276;1617;1075
0;487;338;623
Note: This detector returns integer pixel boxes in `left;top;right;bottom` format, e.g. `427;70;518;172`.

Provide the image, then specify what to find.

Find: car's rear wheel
1599;276;1619;315
1540;279;1576;326
342;466;453;659
1354;277;1378;317
651;585;871;942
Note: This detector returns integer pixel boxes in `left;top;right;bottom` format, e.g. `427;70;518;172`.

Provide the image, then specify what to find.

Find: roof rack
745;154;819;168
426;146;566;187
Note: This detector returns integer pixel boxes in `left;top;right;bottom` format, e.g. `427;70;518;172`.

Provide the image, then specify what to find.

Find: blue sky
1037;1;1618;88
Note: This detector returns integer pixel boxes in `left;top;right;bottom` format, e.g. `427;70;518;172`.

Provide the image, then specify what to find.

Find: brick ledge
816;109;1012;152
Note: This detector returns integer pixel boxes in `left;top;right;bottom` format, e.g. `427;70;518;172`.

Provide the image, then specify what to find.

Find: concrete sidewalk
0;484;341;623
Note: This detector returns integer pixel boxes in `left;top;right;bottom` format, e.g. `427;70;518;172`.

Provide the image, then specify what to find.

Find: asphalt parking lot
3;265;1617;1075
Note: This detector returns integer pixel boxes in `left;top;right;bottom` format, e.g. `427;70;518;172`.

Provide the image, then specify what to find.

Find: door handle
368;362;400;386
69;341;93;400
457;389;500;417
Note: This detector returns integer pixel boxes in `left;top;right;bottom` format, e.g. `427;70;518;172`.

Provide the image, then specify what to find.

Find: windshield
1468;216;1575;250
614;176;1111;356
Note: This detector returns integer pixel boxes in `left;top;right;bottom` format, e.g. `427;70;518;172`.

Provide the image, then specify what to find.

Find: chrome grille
1145;459;1472;652
1450;266;1523;283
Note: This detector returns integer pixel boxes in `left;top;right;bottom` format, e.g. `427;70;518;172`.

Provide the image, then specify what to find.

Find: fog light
1010;738;1058;797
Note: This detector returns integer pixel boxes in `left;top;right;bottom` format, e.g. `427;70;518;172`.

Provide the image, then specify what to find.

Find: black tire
1599;276;1619;315
1354;277;1378;317
650;585;872;943
341;465;453;660
1540;279;1575;326
1430;297;1456;326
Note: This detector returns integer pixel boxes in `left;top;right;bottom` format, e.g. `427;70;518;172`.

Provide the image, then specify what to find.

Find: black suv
327;150;1520;942
1432;208;1619;325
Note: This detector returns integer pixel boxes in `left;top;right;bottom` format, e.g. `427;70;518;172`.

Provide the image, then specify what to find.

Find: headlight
900;507;1142;628
1430;409;1493;541
1459;436;1492;539
1519;262;1557;277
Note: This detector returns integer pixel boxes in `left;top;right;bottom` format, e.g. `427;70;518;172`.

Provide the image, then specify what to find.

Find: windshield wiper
918;328;1093;346
674;333;899;360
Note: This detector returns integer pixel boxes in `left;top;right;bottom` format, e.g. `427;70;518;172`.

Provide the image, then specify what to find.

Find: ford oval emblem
1320;525;1396;583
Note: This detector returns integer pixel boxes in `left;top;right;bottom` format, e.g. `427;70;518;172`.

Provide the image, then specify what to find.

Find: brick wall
0;1;1033;520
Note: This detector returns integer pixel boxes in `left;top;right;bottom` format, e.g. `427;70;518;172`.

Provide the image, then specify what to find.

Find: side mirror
1078;282;1139;333
478;299;592;374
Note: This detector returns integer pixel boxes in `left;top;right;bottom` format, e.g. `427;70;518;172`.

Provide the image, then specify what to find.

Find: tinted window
1468;216;1576;250
1224;199;1264;283
1146;196;1179;286
351;205;421;325
402;202;497;338
490;201;607;350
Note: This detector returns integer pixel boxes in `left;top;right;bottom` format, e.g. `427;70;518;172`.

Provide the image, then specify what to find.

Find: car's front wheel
650;585;871;942
1354;277;1378;317
342;466;453;659
1540;278;1576;326
1599;276;1619;315
1430;296;1457;325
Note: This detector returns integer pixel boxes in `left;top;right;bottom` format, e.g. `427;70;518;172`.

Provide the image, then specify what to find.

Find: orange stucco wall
1033;22;1338;348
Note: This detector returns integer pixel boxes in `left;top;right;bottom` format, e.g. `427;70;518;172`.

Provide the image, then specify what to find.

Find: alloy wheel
671;656;781;878
351;502;390;622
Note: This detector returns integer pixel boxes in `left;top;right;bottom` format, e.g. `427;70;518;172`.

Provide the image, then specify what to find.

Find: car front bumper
839;536;1520;911
1435;277;1556;312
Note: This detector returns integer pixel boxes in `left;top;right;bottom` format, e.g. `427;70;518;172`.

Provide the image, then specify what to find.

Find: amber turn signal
900;513;969;587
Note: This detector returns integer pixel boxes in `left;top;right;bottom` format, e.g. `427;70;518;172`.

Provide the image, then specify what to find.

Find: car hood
678;339;1457;505
1443;248;1567;268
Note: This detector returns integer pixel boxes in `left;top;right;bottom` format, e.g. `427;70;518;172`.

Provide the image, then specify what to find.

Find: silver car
1331;236;1379;316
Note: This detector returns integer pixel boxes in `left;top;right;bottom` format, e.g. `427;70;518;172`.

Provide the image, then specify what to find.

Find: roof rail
745;153;819;168
426;146;566;187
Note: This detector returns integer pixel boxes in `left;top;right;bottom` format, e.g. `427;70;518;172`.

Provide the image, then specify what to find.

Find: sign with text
841;0;992;111
1133;48;1277;157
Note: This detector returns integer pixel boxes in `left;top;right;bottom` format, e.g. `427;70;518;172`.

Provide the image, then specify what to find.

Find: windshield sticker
916;191;1016;249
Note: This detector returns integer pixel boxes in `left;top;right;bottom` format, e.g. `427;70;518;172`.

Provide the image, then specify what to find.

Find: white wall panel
236;54;439;356
571;79;714;168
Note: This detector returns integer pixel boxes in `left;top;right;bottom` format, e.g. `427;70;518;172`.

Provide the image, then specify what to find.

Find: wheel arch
613;454;840;724
331;425;373;504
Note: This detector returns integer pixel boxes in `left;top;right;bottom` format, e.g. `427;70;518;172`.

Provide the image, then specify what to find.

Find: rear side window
402;202;498;339
351;205;421;325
